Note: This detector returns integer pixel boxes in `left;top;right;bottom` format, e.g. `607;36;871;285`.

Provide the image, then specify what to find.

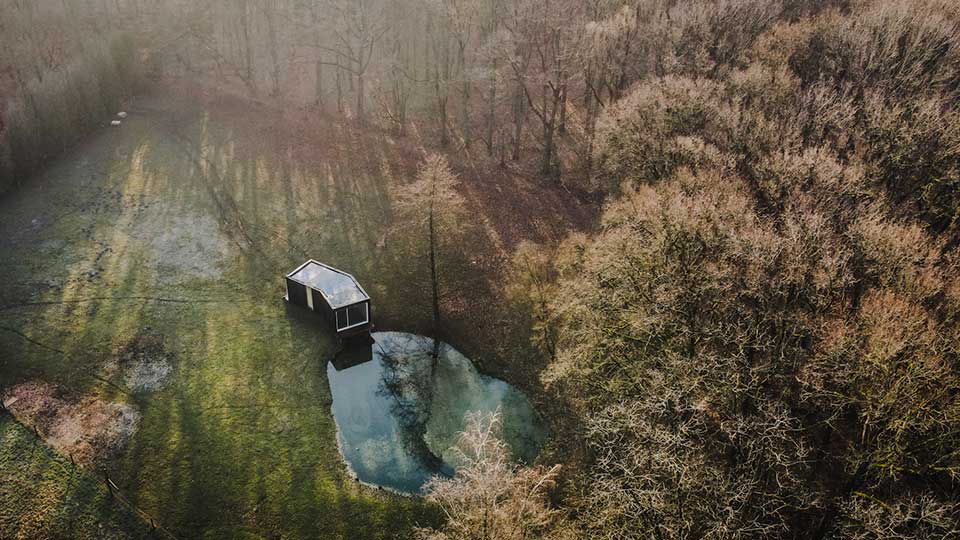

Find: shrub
592;77;731;193
539;2;960;538
860;93;960;235
752;146;869;225
848;208;948;301
837;495;960;540
789;1;960;100
3;98;41;186
546;168;838;538
664;0;783;77
505;242;559;361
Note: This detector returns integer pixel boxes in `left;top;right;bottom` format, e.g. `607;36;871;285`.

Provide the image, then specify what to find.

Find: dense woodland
2;0;960;538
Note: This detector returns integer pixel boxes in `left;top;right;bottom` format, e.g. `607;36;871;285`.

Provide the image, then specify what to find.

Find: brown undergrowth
2;381;139;467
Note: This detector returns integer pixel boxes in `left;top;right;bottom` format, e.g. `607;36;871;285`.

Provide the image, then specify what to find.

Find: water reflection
327;332;547;494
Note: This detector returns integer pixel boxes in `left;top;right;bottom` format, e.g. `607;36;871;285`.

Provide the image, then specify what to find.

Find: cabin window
347;303;368;326
335;303;368;330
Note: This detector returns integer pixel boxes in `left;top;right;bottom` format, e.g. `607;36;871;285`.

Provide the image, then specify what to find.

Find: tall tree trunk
315;59;324;107
558;83;567;134
459;43;469;146
439;94;449;147
99;0;109;29
511;84;525;161
240;0;255;93
484;1;499;156
357;73;365;121
313;8;324;107
435;43;449;147
542;121;555;177
336;64;343;113
429;201;441;329
486;63;496;156
434;28;450;147
266;4;281;97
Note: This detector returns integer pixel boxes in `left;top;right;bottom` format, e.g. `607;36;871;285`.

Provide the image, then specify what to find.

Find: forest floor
0;84;594;540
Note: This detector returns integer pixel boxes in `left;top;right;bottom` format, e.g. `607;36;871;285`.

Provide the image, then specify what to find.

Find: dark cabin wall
286;278;308;307
312;288;334;323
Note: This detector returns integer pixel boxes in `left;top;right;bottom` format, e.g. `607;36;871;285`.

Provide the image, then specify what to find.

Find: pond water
327;332;547;494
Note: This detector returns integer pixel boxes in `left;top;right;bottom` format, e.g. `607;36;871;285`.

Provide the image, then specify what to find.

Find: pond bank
328;332;547;494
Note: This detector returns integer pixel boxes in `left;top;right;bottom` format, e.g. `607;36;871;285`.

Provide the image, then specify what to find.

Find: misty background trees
2;0;860;194
0;3;141;194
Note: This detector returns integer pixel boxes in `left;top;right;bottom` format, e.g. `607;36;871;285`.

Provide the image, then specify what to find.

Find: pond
327;332;548;494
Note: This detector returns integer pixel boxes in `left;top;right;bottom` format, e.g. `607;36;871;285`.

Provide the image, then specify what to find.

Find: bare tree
262;0;282;97
477;0;504;156
322;0;389;122
579;3;642;168
416;410;569;540
503;0;580;179
394;154;466;331
239;0;256;92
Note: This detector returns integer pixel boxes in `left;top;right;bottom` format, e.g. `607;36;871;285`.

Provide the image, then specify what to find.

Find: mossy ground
0;89;590;539
0;416;154;539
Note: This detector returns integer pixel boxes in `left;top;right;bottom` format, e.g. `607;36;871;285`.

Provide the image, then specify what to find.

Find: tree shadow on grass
0;416;155;540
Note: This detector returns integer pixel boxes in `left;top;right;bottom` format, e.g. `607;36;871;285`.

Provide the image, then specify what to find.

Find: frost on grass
123;359;171;392
107;332;173;393
2;381;140;466
127;209;231;284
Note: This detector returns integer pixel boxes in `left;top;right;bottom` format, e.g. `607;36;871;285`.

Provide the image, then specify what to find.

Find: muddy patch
2;381;140;466
106;332;173;393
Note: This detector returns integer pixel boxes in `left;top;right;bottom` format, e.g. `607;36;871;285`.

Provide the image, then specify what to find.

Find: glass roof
288;261;369;308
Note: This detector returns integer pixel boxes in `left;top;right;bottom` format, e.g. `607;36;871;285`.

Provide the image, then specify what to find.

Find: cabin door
306;288;315;310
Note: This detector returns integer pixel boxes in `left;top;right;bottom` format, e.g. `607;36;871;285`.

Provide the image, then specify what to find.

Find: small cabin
284;260;372;336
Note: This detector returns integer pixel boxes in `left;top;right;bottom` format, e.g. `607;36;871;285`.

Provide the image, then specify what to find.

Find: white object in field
117;111;128;118
110;120;122;126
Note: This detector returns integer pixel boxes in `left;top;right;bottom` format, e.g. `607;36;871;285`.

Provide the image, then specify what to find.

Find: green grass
0;94;450;539
0;415;154;540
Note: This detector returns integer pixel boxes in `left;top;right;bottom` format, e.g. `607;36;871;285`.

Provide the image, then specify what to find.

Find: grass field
0;88;590;539
0;416;158;539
